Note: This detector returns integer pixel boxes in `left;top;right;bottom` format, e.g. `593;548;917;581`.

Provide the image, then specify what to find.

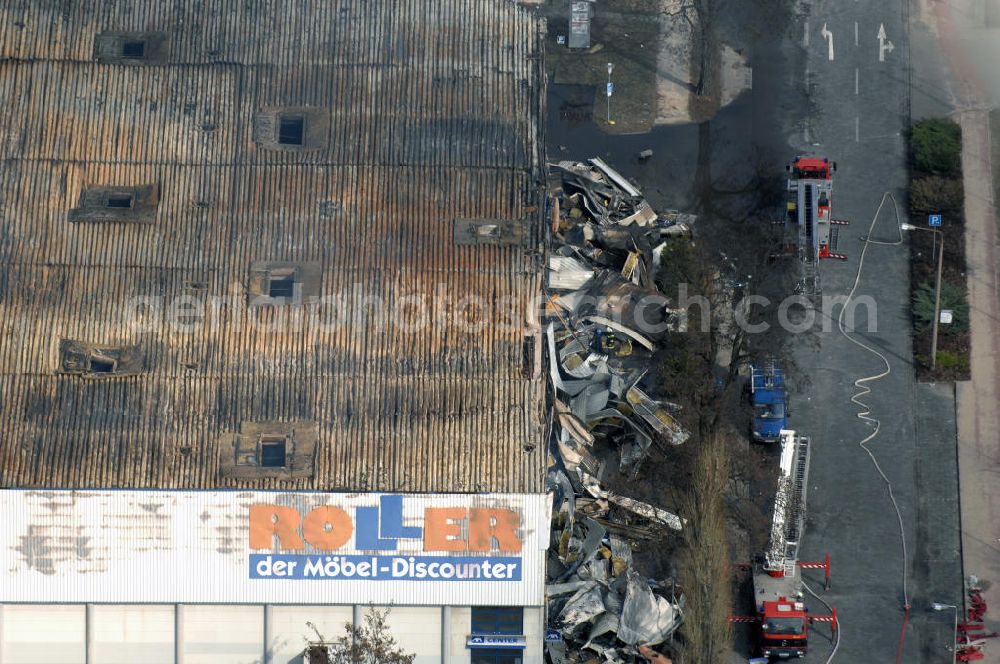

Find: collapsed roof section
543;159;698;660
546;158;693;478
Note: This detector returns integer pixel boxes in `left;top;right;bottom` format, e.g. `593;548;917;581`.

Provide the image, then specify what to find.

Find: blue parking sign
928;214;942;227
607;82;614;97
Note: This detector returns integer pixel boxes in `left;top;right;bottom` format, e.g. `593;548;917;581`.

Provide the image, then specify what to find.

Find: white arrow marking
821;23;834;60
877;23;895;62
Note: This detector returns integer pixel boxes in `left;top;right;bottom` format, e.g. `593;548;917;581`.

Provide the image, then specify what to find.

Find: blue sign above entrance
466;634;527;650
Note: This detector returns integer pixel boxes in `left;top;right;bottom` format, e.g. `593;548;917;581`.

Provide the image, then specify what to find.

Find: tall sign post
928;213;942;258
606;62;614;125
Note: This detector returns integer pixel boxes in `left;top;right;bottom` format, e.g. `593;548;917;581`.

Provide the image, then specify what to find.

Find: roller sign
249;495;523;581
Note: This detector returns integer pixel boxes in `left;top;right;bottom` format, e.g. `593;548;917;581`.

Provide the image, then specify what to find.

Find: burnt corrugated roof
0;0;547;492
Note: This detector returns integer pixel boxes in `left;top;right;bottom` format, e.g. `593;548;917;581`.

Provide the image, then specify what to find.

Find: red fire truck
785;156;848;294
732;430;837;659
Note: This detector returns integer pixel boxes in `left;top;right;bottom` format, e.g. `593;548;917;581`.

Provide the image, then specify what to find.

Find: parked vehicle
750;361;788;443
732;430;837;660
785;155;847;294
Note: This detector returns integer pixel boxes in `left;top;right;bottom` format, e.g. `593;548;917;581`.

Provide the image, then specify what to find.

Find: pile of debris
545;485;685;663
544;159;696;662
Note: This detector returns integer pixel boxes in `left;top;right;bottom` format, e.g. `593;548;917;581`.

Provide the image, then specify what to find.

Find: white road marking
855;67;859;94
855;116;860;142
821;22;835;60
804;20;810;47
878;23;895;62
855;21;859;46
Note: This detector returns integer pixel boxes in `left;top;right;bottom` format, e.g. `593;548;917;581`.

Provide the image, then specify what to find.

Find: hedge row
908;118;970;381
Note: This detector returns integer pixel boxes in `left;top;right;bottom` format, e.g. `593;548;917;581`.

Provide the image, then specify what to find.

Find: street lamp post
901;223;944;370
931;602;958;664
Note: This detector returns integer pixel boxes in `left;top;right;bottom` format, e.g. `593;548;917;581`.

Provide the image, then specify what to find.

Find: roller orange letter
302;506;353;550
249;504;304;550
423;507;467;551
468;508;522;552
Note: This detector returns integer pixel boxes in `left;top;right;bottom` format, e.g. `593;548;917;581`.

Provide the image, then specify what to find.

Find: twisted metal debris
544;159;697;662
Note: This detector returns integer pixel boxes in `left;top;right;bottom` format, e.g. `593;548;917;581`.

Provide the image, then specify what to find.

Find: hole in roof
106;194;134;209
268;276;295;298
89;357;116;374
121;41;146;58
260;438;287;468
318;200;341;217
277;115;305;145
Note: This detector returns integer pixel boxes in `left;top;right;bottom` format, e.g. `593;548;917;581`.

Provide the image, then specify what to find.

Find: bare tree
642;139;794;663
663;0;795;106
305;607;415;664
675;432;734;664
660;0;718;97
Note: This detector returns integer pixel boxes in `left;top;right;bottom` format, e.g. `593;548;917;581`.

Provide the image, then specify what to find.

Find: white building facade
0;491;550;664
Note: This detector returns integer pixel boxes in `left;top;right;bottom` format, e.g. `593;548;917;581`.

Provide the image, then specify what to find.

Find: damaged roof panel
0;0;547;493
0;1;536;69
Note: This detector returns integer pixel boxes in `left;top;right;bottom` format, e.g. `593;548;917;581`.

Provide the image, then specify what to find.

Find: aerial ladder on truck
731;430;837;660
785;157;850;296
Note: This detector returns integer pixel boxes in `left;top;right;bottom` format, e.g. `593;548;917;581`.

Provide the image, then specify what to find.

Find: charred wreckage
542;159;698;663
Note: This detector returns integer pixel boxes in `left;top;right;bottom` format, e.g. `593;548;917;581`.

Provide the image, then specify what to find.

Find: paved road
782;0;964;662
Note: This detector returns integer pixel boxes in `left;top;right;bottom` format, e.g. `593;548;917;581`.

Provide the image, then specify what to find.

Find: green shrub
911;118;962;176
935;350;968;371
912;281;969;334
910;175;964;218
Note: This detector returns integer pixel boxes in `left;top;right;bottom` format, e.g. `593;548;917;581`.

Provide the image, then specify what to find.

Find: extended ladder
764;430;810;574
792;180;821;296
